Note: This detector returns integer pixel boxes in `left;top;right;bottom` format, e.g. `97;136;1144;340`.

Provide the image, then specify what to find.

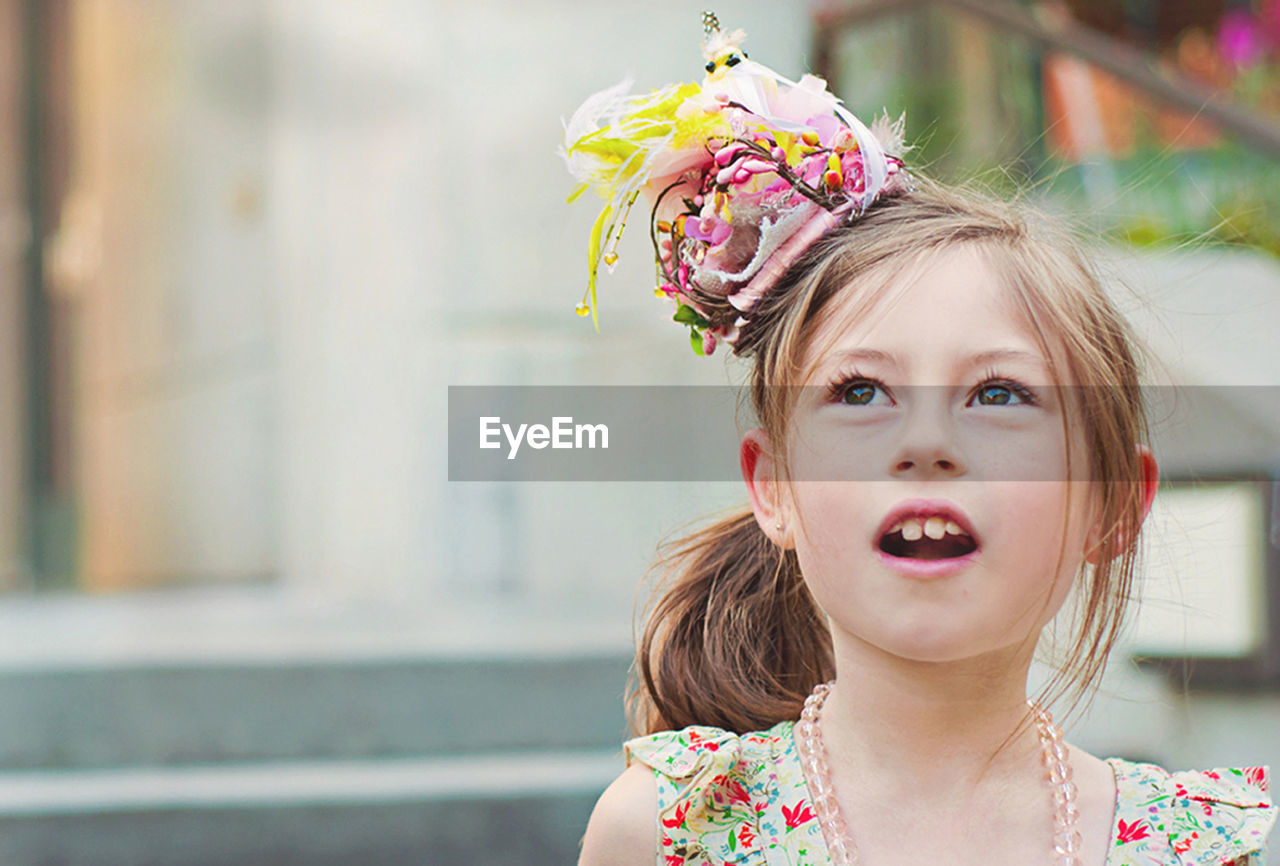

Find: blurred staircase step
0;749;620;866
0;654;632;770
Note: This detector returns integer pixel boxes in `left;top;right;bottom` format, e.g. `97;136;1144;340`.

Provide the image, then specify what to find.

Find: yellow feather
586;204;612;331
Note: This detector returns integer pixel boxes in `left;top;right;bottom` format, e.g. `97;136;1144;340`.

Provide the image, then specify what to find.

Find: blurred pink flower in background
1217;8;1268;69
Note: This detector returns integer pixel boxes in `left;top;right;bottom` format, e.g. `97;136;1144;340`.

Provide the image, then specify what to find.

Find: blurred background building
0;0;1276;864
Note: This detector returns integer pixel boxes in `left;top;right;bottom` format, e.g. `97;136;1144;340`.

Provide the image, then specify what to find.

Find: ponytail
629;508;833;735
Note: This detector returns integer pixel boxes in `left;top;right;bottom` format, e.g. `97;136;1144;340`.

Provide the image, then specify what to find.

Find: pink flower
806;113;843;147
1218;10;1267;69
725;779;751;806
662;801;690;830
684;216;731;246
1245;766;1268;791
1117;818;1152;843
782;799;816;829
767;74;842;128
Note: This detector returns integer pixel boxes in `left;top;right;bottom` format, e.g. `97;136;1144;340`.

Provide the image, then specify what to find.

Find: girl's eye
842;383;877;405
972;379;1037;406
827;373;1038;407
831;377;891;406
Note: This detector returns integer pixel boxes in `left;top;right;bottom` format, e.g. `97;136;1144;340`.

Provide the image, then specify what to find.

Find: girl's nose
887;391;966;477
892;452;960;475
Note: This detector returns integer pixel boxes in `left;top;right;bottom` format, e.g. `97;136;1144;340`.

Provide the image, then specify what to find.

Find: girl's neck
818;631;1045;805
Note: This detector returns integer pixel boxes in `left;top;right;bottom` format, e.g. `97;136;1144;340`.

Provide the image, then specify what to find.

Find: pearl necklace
793;681;1082;865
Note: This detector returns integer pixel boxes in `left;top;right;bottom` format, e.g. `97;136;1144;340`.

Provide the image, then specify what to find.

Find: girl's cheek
792;484;866;545
791;488;877;604
960;427;1071;482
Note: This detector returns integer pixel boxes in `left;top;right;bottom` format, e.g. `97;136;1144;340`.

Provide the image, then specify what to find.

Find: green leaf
727;830;737;852
673;303;709;328
689;328;705;356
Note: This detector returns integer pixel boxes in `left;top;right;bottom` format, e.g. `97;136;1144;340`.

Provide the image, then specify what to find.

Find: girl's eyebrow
966;348;1052;371
826;348;898;367
822;347;1051;372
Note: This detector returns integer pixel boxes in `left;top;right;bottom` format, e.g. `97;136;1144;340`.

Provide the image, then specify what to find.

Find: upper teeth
892;517;968;541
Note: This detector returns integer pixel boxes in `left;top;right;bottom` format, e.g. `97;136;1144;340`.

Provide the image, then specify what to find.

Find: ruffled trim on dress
624;723;823;865
1109;758;1276;865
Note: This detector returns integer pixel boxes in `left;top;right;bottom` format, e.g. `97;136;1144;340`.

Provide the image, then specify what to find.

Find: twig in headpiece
702;11;720;37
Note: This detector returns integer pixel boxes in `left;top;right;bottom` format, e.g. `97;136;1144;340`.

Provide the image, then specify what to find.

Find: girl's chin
884;640;992;664
841;620;1017;664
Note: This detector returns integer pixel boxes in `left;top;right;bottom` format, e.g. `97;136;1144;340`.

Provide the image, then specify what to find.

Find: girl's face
771;244;1097;664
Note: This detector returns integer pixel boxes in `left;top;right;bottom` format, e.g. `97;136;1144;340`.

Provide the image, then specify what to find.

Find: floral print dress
624;722;1276;865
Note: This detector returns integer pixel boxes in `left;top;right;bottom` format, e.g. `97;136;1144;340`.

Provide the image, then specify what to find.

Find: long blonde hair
631;180;1151;737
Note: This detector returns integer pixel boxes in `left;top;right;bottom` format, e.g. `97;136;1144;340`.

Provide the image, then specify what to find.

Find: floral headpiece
562;12;909;355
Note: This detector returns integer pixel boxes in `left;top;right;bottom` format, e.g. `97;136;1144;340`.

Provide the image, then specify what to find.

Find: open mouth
879;517;978;560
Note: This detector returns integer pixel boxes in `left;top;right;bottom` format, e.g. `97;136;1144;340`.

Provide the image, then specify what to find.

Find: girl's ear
741;428;792;549
1084;445;1159;565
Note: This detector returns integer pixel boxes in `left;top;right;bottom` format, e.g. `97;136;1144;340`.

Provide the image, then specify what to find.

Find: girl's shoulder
624;721;826;865
1105;756;1276;865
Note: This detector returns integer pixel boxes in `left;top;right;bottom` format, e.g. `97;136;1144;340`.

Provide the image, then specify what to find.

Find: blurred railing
810;0;1280;256
813;0;1280;157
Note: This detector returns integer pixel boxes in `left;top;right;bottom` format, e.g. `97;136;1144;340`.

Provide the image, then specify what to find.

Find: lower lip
875;548;978;579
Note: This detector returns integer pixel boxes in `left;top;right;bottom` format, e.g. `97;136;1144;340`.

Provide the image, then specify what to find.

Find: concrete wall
0;0;25;592
55;0;810;608
63;0;276;590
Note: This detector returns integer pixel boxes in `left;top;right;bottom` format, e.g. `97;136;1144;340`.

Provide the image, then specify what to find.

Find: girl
563;14;1276;866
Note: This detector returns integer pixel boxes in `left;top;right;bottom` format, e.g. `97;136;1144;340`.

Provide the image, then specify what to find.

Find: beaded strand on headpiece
561;12;909;356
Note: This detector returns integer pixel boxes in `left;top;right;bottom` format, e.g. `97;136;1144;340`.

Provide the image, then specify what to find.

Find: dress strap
624;722;825;864
1107;758;1275;865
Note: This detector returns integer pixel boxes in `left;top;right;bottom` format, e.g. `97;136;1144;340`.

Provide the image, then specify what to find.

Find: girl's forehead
799;244;1063;383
